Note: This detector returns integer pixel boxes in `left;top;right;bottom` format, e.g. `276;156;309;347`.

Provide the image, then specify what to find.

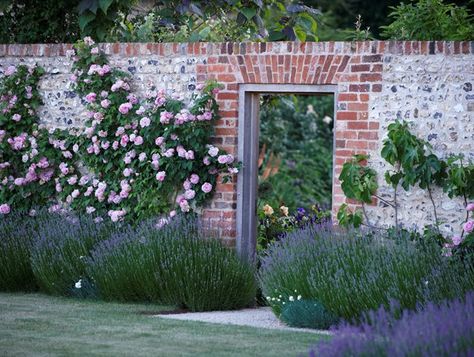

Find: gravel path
155;307;331;334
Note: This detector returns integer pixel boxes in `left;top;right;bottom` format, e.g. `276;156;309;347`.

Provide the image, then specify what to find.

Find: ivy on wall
0;37;239;223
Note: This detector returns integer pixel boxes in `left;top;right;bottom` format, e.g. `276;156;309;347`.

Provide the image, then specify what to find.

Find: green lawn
0;293;325;356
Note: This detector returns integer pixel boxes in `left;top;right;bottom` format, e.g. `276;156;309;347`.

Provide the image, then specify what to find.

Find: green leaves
337;204;363;228
339;154;378;204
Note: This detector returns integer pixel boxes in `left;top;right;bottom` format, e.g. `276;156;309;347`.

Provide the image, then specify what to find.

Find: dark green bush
380;0;474;40
88;217;257;311
259;222;474;323
0;212;38;291
280;299;338;329
30;212;116;296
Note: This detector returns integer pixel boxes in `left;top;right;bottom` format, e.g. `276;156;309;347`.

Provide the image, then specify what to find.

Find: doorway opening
236;84;337;261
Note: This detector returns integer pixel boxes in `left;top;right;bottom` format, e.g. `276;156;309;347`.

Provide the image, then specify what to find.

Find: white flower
75;279;82;289
289;296;295;302
297;295;302;300
266;296;271;301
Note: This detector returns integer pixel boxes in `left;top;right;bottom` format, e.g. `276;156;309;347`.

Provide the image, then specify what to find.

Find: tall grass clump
310;292;474;356
0;211;38;291
88;217;257;311
30;212;116;296
259;222;460;323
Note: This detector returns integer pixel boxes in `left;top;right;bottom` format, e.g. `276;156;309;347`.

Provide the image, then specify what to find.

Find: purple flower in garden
464;220;474;234
467;203;474;211
201;182;212;193
0;203;11;214
12;113;21;122
309;292;474;357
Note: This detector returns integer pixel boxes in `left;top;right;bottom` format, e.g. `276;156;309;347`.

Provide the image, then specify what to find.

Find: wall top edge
0;40;472;58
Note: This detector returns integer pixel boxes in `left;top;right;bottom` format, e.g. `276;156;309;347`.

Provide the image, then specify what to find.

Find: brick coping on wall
1;41;473;58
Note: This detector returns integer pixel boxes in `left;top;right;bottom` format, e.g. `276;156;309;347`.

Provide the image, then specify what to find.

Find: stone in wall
367;54;474;235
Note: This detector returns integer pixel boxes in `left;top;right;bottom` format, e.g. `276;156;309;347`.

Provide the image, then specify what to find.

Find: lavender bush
259;222;474;323
0;211;38;291
88;217;257;311
310;292;474;356
30;212;117;296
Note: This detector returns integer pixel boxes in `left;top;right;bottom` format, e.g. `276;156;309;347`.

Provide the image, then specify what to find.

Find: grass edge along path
0;293;327;356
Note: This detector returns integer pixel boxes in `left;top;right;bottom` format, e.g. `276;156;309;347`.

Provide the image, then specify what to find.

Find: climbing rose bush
1;37;239;222
0;64;65;213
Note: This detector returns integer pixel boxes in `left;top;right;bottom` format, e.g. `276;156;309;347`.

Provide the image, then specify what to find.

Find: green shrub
86;222;178;302
380;0;474;40
259;222;473;323
280;299;338;329
30;212;116;296
0;212;37;291
88;217;257;311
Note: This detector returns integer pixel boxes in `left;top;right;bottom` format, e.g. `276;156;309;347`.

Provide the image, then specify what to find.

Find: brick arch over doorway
192;40;473;257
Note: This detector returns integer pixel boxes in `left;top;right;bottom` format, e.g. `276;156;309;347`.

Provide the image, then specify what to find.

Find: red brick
347;121;368;130
348;102;369;111
337;111;358;120
338;93;358;101
346;140;369;149
360;73;382;82
349;84;370;92
359;94;370;102
358;131;378;140
351;64;370;72
217;92;238;100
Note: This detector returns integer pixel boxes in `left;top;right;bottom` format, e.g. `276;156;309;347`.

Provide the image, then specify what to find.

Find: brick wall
1;41;473;243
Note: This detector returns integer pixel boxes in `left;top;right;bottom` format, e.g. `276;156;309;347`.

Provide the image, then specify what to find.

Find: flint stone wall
1;41;473;242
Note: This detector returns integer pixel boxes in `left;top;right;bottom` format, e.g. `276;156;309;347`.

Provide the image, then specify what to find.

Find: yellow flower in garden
263;204;274;216
280;205;289;216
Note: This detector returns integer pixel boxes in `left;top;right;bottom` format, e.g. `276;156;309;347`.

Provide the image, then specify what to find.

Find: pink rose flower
464;220;474;234
0;203;11;214
179;199;190;213
185;189;196;200
156;171;166;182
467;203;474;211
140;117;151;128
208;146;219;157
155;136;164;146
183;180;191;190
134;136;143;146
190;174;199;184
4;66;16;76
100;99;111;109
201;182;212;193
85;92;97;103
118;102;133;115
452;236;463;246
